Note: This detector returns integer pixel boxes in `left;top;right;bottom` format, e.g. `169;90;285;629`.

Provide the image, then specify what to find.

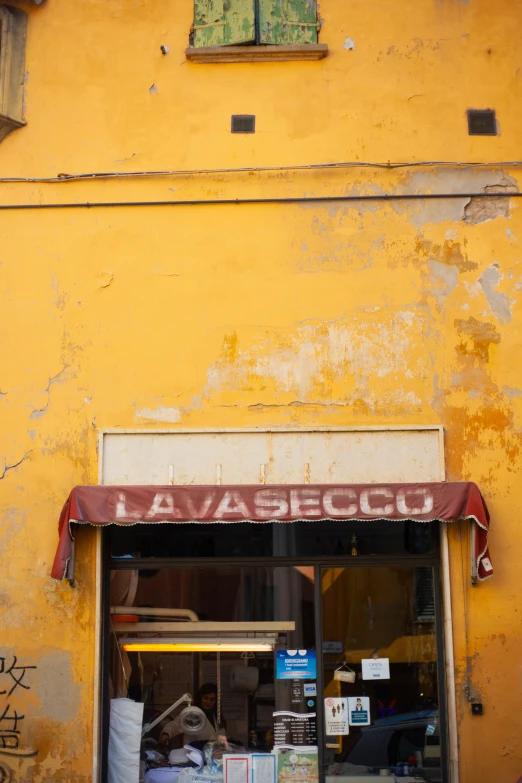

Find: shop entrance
104;518;447;782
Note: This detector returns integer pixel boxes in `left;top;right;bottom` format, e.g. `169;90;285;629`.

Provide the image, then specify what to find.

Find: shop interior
107;521;443;782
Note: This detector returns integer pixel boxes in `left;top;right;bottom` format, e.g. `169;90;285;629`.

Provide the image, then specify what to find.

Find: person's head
357;699;361;704
196;683;218;715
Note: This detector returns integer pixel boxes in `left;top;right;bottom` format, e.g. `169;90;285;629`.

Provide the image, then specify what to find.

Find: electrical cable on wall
0;159;521;184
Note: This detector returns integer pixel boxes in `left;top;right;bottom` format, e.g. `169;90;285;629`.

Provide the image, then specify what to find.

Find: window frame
187;0;328;63
0;4;28;141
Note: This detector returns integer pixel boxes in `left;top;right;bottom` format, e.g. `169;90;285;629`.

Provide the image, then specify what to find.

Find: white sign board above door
100;427;442;486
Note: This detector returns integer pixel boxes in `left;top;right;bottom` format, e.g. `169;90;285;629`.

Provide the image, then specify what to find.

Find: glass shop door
320;566;445;783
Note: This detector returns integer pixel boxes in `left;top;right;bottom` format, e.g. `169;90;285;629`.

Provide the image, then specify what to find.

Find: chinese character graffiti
0;655;38;782
0;657;36;699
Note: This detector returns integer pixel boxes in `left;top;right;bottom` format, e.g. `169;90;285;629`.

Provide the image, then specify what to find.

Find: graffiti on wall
0;656;38;782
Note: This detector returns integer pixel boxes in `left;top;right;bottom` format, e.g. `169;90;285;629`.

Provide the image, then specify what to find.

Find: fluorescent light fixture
121;637;276;653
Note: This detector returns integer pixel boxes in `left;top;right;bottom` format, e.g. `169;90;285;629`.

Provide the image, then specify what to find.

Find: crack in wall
30;365;70;420
0;450;32;480
99;273;114;289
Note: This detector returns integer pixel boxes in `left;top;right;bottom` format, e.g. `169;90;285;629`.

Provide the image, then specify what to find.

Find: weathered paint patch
454;316;501;362
259;0;318;45
193;0;255;47
204;310;427;414
416;239;478;272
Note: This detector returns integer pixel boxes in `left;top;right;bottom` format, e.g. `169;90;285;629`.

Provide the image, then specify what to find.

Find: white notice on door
324;698;349;736
361;658;390;680
224;755;250;783
348;696;371;726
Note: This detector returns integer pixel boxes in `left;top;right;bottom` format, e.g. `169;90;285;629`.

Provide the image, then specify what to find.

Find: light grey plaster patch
427;259;459;305
33;647;82;723
479;263;515;324
343;37;356;50
503;386;522;399
405;197;468;228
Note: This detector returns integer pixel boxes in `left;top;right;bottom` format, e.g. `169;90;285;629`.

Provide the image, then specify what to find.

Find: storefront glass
321;567;441;781
105;522;445;783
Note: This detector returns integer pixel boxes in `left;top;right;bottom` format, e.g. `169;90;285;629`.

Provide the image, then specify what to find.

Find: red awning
51;482;493;582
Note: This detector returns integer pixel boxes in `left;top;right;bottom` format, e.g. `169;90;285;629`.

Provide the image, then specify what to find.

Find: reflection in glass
322;567;441;781
109;519;434;559
108;566;316;758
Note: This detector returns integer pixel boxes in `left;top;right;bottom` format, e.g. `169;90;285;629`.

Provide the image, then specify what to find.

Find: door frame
93;424;452;783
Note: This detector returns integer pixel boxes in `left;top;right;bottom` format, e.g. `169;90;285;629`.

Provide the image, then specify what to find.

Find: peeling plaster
343;36;356;50
204;311;426;413
135;406;181;423
98;272;114;289
479;264;516;324
465;193;511;225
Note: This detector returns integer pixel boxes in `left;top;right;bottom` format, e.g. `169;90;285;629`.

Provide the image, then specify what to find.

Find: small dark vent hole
467;109;497;136
231;115;255;134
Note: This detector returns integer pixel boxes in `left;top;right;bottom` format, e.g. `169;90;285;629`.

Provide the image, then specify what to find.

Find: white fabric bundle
108;698;144;783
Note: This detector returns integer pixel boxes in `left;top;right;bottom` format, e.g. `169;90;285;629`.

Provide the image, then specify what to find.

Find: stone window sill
185;44;328;64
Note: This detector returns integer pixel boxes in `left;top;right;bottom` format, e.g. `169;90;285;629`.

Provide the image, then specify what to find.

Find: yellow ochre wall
0;0;521;780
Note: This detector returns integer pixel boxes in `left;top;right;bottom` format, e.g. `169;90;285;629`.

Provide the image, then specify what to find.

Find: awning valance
51;482;493;582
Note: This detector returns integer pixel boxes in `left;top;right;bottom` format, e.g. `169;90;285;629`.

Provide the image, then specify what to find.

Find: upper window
187;0;327;62
0;4;28;142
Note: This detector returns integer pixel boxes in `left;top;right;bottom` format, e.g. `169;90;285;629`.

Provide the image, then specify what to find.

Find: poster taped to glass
324;698;349;736
276;746;319;783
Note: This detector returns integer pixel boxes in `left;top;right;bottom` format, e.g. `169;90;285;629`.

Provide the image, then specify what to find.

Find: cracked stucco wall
0;0;521;781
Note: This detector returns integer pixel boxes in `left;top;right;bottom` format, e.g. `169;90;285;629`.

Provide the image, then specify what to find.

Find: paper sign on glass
324;698;349;736
251;753;276;783
361;657;390;680
224;755;250;783
276;650;317;680
348;696;371;726
276;747;319;783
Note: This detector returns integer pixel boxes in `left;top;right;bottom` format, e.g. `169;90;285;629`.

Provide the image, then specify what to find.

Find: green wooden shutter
259;0;318;45
193;0;255;48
